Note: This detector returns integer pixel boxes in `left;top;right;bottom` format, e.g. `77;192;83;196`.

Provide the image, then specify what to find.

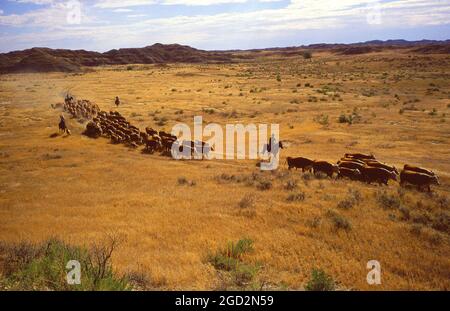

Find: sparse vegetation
337;189;362;209
305;268;336;291
208;239;260;288
0;237;130;291
1;47;449;290
238;194;255;209
301;51;312;60
287;192;306;202
327;210;352;231
376;191;401;210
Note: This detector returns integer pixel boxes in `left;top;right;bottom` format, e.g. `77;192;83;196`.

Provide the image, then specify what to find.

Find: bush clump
287;192;306;202
305;268;336;291
376;191;401;210
0;237;129;291
327;210;352;231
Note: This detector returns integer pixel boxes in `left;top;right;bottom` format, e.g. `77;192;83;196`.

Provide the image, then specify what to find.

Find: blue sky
0;0;449;53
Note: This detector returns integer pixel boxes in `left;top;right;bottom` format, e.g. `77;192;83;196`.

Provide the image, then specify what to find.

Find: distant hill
103;43;231;64
0;43;232;74
409;44;450;54
1;40;449;73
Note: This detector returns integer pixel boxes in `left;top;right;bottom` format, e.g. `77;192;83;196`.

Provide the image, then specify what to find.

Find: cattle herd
63;96;100;120
59;96;441;193
67;96;211;156
286;154;440;192
83;109;176;152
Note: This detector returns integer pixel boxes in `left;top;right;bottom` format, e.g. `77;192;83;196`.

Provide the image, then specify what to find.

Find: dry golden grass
0;49;449;290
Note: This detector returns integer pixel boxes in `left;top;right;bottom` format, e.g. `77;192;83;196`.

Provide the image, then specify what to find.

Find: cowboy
268;133;278;153
115;96;120;107
59;114;68;133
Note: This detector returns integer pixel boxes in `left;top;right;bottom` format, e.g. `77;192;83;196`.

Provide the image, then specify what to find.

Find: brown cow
145;139;162;154
360;167;397;185
403;164;435;176
338;160;365;171
365;161;398;175
400;170;439;192
313;161;339;178
146;127;158;136
161;138;176;153
286;157;314;172
345;153;375;160
338;168;362;181
338;157;365;165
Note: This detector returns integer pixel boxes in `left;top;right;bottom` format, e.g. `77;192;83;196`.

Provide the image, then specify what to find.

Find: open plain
0;48;449;290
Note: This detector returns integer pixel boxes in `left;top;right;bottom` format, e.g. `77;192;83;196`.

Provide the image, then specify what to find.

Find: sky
0;0;449;53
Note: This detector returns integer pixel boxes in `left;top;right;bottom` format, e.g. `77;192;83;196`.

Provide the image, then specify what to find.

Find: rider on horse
59;114;68;133
268;133;278;154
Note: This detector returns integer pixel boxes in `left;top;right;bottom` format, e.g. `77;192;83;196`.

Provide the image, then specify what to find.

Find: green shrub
256;180;272;191
337;198;354;209
314;114;329;126
305;268;336;291
432;212;450;234
0;238;129;291
302;51;312;59
327;210;352;231
208;239;259;288
376;191;401;210
208;238;254;271
337;189;362;209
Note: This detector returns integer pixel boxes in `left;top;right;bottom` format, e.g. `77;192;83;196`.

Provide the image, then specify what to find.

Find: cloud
1;0;449;52
9;0;55;4
161;0;248;5
127;14;147;18
94;0;250;8
113;8;134;12
0;2;94;27
94;0;157;8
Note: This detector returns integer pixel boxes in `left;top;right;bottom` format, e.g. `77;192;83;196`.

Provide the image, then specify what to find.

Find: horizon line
2;38;449;55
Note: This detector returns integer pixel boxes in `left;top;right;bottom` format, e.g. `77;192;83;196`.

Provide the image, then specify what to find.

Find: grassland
0;49;449;290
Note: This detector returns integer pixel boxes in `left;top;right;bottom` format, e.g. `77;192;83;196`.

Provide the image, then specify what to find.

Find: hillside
0;40;449;74
0;43;232;74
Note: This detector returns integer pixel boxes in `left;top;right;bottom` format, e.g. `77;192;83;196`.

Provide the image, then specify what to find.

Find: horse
58;119;69;134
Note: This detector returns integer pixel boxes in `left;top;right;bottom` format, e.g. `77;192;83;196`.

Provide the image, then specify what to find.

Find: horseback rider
59;114;67;133
115;96;120;107
268;133;278;152
65;93;73;103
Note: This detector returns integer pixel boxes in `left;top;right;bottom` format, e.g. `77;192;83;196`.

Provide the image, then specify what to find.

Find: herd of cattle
63;96;100;120
286;154;440;192
84;110;177;153
81;110;212;156
60;96;441;192
84;110;214;156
